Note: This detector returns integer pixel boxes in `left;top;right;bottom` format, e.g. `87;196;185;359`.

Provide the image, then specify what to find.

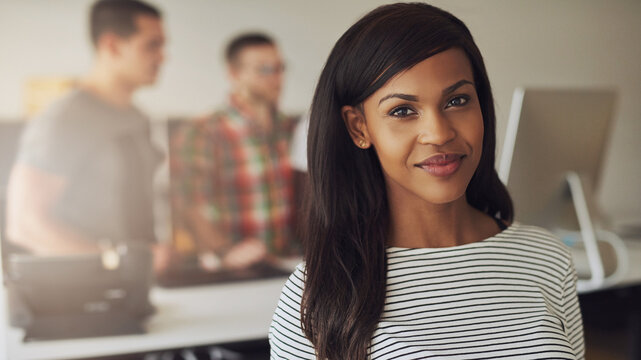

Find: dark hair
225;32;275;65
89;0;161;47
301;3;513;359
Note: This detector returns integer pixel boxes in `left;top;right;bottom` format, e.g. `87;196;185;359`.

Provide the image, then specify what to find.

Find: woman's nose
416;111;456;146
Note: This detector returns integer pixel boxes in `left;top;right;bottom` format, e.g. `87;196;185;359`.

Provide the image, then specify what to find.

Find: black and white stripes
269;223;585;359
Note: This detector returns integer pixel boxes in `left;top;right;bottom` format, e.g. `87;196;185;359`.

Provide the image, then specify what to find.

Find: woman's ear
342;105;371;149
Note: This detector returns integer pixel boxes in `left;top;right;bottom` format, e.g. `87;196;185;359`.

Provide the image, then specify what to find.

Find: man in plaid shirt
170;33;299;271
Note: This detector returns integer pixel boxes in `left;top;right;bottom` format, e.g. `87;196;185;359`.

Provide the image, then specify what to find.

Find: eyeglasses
257;63;286;76
237;63;286;76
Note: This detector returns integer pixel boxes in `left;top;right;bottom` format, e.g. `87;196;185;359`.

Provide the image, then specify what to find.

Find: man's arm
170;120;231;255
183;207;267;270
183;205;230;255
170;120;266;270
5;163;99;255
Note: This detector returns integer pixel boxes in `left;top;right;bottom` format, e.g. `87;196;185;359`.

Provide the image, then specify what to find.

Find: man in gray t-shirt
15;89;161;247
5;0;166;257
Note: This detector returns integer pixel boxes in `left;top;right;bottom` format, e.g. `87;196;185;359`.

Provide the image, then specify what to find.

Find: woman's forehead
369;49;474;100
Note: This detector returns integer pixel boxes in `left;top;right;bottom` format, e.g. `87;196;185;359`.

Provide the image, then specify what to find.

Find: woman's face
344;48;484;206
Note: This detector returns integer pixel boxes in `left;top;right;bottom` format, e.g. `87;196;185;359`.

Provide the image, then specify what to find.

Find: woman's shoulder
285;262;307;295
501;222;573;262
274;262;307;307
507;222;563;242
270;262;317;359
272;262;306;319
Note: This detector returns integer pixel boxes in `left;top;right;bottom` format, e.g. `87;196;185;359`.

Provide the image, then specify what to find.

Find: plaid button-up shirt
170;96;298;255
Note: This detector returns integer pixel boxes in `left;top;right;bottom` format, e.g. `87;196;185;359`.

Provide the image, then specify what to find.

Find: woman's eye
389;106;417;117
446;95;470;108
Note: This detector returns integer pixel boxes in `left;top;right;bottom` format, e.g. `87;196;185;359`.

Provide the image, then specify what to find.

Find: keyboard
155;262;291;288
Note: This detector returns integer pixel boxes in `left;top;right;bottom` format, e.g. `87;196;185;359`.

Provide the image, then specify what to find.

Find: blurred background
1;0;639;224
1;1;640;359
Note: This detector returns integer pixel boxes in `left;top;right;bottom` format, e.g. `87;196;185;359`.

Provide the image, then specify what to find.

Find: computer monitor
6;247;153;341
498;87;625;291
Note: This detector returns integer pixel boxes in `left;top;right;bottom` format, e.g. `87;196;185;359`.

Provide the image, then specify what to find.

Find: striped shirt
269;223;585;359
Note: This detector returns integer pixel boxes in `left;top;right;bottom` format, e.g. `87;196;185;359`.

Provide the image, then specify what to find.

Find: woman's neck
387;195;499;249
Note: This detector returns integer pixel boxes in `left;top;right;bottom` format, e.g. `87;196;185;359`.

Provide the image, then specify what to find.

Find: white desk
612;239;641;288
5;277;288;360
572;238;641;294
4;239;641;360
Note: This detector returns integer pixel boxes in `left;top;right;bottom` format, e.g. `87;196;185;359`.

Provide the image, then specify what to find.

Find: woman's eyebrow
377;79;474;107
443;79;474;95
378;93;418;106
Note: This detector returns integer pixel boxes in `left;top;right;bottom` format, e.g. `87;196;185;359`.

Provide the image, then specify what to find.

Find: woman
270;3;584;359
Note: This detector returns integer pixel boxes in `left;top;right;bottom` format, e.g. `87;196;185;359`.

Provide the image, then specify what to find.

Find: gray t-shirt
17;89;162;245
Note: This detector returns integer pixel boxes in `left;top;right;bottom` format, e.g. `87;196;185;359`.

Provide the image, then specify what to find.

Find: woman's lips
415;153;465;177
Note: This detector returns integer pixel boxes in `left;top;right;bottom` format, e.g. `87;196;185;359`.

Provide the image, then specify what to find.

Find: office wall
0;0;639;224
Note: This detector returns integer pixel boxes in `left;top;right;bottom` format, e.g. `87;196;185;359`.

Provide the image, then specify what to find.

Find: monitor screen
498;87;617;230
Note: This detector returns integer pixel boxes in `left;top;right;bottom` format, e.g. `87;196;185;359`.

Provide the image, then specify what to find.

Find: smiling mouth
415;153;465;177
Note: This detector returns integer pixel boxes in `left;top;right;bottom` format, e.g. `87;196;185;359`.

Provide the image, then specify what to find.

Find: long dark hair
301;3;513;359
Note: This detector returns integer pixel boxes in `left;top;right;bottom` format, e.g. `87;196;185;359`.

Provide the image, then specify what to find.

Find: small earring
359;140;369;148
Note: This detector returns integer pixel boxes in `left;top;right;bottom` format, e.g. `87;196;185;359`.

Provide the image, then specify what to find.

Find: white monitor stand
499;87;627;293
